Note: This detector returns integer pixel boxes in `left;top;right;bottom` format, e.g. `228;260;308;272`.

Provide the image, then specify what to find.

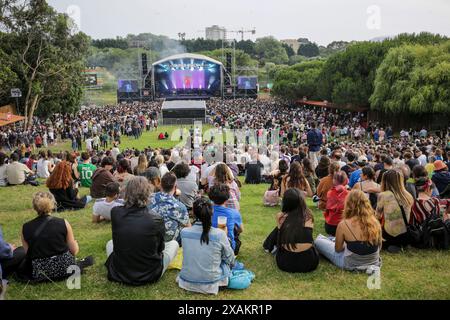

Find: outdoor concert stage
161;100;207;125
117;52;258;102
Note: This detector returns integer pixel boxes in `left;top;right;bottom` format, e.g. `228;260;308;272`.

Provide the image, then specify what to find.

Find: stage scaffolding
221;40;259;99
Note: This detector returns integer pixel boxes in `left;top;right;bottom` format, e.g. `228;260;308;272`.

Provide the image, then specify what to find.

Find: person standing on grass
315;190;382;272
105;177;179;286
177;198;236;295
307;122;323;169
263;188;319;273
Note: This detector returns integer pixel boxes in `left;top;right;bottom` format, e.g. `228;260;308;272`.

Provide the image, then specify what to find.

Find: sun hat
434;160;447;171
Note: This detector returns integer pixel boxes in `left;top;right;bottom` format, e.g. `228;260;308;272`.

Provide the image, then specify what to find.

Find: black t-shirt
105;206;165;286
406;159;420;171
376;169;387;184
245;161;264;184
22;216;68;260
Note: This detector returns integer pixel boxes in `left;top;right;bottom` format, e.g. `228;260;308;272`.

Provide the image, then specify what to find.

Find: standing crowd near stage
1;98;450;297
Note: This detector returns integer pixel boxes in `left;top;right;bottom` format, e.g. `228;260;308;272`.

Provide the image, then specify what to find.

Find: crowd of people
1;98;450;297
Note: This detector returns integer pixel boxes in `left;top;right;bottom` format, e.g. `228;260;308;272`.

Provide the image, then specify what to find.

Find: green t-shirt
78;163;97;187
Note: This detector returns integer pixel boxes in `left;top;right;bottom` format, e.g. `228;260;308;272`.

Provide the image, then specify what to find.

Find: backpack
228;269;255;290
422;216;450;250
402;203;450;250
263;189;280;207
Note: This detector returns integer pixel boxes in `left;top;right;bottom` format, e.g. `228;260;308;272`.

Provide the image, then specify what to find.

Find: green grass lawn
1;129;450;300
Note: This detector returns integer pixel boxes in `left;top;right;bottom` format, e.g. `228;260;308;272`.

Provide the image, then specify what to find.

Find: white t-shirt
130;157;139;172
85;138;93;151
187;165;200;184
37;159;51;178
93;198;125;221
0;164;8;187
159;164;169;177
111;147;120;160
417;154;427;166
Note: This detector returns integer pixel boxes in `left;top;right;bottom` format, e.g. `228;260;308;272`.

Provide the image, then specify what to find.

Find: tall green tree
236;40;256;57
272;60;324;100
0;0;90;127
370;42;450;114
318;32;448;108
255;36;289;65
298;42;320;57
0;48;19;105
282;43;296;57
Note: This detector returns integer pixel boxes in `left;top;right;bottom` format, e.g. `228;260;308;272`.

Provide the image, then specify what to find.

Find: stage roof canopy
162;100;207;110
153;53;223;67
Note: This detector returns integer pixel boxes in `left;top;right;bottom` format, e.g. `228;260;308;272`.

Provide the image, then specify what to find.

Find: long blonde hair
343;190;382;246
381;169;414;209
135;154;148;175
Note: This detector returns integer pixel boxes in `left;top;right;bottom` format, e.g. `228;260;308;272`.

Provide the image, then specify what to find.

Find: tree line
271;33;450;114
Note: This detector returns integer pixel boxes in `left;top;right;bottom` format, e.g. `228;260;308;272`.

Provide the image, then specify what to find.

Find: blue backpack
228;269;255;290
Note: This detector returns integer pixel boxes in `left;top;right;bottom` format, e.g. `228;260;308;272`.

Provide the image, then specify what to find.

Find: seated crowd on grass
1;100;450;296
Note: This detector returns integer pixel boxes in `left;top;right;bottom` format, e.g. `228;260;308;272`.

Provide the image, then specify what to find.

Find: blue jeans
314;235;345;269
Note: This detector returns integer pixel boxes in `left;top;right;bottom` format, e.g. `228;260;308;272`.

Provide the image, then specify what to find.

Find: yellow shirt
425;164;435;178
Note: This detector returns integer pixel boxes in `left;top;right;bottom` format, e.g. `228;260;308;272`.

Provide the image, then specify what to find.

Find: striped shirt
411;197;441;226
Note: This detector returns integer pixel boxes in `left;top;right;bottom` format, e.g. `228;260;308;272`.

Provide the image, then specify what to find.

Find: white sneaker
0;279;7;300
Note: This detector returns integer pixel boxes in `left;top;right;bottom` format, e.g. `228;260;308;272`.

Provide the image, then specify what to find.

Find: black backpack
422;215;450;250
402;203;450;250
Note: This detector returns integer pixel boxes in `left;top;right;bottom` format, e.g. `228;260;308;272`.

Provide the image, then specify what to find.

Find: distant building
206;25;227;41
281;39;301;54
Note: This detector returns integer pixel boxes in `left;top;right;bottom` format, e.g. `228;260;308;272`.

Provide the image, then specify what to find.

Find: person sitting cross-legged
47;161;92;212
148;172;191;243
0;226;26;281
18;192;94;283
105;177;179;286
209;184;244;256
176;198;236;295
263;188;319;273
92;182;124;223
315;190;382;272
